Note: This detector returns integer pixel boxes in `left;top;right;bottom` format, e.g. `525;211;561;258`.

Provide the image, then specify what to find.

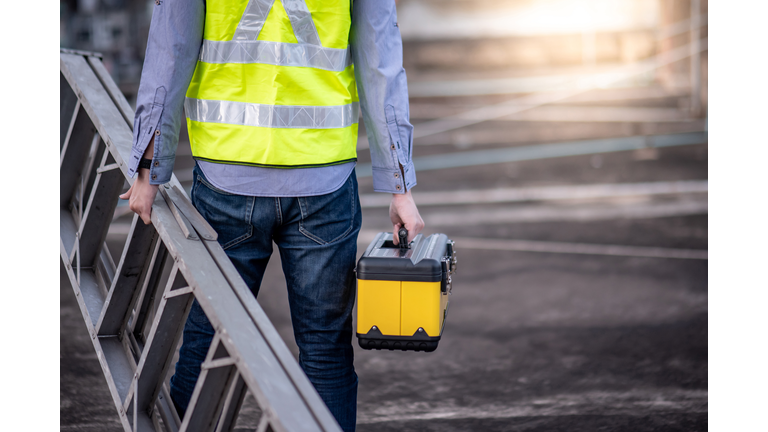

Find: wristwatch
139;158;153;170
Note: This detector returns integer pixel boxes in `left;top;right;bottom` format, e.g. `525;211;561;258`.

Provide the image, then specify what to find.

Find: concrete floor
60;86;707;431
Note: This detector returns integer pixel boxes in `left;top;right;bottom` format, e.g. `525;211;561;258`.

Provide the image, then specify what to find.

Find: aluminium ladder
60;48;342;432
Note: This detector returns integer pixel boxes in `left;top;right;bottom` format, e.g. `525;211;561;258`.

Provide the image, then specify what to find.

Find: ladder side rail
61;73;80;149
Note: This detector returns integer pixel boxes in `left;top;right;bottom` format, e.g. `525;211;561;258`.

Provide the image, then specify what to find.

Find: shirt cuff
371;160;417;194
127;87;168;182
126;149;174;185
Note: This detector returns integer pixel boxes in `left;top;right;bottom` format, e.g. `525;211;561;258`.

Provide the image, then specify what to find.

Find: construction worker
119;0;423;430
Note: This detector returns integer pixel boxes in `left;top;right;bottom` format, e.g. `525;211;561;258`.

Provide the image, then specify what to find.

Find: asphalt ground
61;86;707;431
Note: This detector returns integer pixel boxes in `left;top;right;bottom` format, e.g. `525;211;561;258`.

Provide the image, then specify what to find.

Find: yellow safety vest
185;0;358;168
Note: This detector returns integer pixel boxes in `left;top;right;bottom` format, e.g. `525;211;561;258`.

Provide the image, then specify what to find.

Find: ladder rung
60;105;95;208
77;159;124;266
98;215;157;336
214;372;247;432
135;263;194;414
99;336;135;403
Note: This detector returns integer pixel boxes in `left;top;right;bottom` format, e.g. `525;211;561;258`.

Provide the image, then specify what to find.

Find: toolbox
356;229;457;352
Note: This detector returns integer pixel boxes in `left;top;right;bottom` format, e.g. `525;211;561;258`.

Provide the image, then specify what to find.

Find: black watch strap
139;158;153;169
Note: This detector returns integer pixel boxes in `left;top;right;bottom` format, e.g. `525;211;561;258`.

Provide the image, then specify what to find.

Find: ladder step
100;336;135;403
60;105;96;208
214;372;247;432
135;263;194;414
78;153;125;266
98;215;157;336
182;337;237;432
60;74;79;149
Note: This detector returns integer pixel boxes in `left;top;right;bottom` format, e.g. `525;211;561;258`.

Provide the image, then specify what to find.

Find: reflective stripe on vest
185;98;359;129
186;0;358;168
199;40;351;71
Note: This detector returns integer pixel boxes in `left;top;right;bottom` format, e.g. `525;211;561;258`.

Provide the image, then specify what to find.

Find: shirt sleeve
126;0;205;185
350;0;417;194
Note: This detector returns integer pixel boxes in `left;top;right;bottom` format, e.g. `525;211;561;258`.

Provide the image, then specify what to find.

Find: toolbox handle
398;227;409;249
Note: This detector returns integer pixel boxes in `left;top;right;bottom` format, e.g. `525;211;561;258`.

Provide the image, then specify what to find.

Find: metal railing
60;49;342;432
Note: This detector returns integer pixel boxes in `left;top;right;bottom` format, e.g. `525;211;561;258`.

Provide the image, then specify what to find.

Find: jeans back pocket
297;175;357;245
191;167;255;250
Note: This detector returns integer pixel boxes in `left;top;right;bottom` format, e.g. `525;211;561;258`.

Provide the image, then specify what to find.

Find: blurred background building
60;0;151;102
399;0;706;105
60;0;707;114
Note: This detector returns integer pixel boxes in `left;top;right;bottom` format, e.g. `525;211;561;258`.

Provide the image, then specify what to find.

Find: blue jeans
169;165;361;432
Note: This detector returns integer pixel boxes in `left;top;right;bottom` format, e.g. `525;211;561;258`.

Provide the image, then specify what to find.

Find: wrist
136;166;151;180
392;189;412;200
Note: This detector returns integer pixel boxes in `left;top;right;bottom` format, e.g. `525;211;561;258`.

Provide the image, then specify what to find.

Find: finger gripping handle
398;227;409;249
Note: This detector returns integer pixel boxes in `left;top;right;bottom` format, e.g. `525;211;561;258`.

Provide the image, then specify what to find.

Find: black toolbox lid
356;232;449;282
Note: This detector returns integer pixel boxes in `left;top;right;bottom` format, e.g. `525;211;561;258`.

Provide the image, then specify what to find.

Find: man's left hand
119;168;159;225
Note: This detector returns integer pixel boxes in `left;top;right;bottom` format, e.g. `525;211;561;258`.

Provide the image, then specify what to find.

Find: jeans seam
275;198;283;226
297;197;324;244
191;175;198;203
297;196;307;220
221;197;254;250
197;173;239;196
300;222;356;246
221;222;252;250
245;195;255;230
350;174;356;222
298;226;329;245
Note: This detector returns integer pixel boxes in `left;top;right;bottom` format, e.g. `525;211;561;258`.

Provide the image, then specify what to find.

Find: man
119;0;423;430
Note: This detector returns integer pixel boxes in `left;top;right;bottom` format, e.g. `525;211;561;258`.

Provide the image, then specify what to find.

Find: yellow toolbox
356;230;457;352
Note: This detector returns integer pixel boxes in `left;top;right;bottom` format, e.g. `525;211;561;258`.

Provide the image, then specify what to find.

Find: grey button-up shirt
126;0;417;196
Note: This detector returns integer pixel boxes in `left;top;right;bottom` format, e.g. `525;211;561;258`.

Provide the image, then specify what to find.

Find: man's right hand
119;168;159;225
389;189;425;245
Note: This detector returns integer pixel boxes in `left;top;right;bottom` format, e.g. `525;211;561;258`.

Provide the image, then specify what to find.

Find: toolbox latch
441;240;457;294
